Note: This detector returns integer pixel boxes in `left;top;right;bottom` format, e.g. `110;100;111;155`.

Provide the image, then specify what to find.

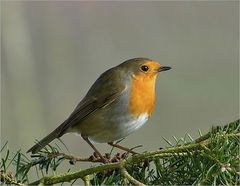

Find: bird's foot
88;152;130;163
88;152;110;163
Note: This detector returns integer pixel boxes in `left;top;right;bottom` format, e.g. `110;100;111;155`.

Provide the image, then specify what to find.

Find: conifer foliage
1;120;239;185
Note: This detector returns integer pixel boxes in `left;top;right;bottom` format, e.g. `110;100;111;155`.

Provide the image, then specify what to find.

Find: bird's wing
57;68;127;137
27;67;127;153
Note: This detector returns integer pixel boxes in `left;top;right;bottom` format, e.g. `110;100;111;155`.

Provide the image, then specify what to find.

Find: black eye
140;65;149;72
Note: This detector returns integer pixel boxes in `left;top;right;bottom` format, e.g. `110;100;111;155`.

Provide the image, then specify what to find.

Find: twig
0;171;24;186
82;175;90;186
121;168;146;186
47;152;103;163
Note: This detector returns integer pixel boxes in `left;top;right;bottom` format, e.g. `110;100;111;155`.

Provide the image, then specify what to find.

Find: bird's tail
27;124;65;154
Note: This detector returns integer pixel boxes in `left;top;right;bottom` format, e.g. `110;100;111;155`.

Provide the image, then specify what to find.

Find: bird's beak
158;66;172;72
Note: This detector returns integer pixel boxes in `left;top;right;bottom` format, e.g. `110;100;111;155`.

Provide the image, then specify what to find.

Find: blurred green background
1;0;239;175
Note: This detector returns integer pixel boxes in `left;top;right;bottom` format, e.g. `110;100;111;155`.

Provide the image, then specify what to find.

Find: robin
27;58;171;162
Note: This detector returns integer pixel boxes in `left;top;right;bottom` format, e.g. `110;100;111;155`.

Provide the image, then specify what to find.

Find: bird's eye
140;65;149;72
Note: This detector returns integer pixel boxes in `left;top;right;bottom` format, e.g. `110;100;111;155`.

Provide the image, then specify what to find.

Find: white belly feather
120;113;148;134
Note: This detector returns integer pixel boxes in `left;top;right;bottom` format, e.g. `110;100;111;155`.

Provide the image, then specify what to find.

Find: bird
27;58;171;162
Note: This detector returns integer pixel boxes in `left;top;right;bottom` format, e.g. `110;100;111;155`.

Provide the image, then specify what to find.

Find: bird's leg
108;142;138;155
81;135;108;163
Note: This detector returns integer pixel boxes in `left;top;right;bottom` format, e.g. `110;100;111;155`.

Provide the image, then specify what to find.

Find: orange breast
128;74;157;117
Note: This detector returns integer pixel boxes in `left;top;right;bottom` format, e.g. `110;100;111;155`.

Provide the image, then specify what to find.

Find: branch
30;162;121;185
29;128;240;185
1;119;239;185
